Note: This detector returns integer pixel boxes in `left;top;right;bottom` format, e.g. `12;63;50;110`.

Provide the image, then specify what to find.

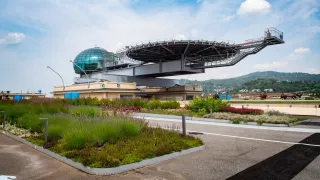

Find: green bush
257;119;264;125
17;114;44;133
147;99;161;109
159;101;180;109
0;102;68;124
62;117;144;150
69;106;102;117
305;97;314;100
187;97;229;113
90;123;120;146
231;118;241;124
60;128;203;168
62;128;90;150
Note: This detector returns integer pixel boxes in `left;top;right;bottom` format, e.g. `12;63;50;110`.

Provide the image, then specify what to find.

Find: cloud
115;42;124;51
253;61;288;70
237;0;272;15
0;32;25;45
222;15;236;21
305;68;320;74
0;0;319;93
254;47;313;70
294;47;311;54
174;34;187;40
190;29;199;39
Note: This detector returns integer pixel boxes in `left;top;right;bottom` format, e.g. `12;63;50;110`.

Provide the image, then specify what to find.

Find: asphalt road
1;117;320;180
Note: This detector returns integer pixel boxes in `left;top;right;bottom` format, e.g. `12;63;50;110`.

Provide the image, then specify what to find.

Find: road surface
1;117;320;180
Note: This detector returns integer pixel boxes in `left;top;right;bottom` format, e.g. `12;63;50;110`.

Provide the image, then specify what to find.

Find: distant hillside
232;78;320;93
185;71;320;93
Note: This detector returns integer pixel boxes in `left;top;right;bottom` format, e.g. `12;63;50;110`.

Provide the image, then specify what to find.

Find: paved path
1;117;320;180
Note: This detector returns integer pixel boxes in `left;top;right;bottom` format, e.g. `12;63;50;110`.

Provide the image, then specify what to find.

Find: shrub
69;106;102;117
17;114;45;133
147;99;161;109
60;127;203;168
187;97;228;113
62;117;144;150
267;110;287;116
62;128;90;150
159;101;180;109
231;118;241;124
106;106;141;112
221;106;264;115
305;97;314;100
257;119;264;125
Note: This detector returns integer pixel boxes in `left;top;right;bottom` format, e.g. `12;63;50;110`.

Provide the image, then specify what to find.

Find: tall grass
69;106;103;117
0;102;68;124
61;117;143;150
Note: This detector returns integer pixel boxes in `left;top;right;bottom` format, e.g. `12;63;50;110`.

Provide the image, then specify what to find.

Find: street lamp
70;60;90;88
47;66;65;91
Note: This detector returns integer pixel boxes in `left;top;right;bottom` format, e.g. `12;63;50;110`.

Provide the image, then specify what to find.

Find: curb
0;130;205;175
135;113;299;127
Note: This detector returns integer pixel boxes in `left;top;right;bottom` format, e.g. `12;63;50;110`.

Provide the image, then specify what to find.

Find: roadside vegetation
229;100;320;104
0;99;202;168
139;97;308;125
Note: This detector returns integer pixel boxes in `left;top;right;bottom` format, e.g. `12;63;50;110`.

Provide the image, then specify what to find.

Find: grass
1;101;203;168
46;127;202;168
141;108;207;117
203;112;308;125
141;107;307;125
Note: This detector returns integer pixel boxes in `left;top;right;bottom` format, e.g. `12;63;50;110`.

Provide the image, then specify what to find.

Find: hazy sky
0;0;319;94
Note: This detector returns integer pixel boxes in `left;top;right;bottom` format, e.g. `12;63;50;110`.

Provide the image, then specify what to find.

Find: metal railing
264;27;283;41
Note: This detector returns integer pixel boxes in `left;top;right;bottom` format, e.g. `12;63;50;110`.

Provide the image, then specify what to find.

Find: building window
117;83;120;88
186;95;194;100
120;94;133;99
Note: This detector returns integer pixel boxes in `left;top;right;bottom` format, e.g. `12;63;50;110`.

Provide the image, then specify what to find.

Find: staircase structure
186;28;284;68
75;28;284;87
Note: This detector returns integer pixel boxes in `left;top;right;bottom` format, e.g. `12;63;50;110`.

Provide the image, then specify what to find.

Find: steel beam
160;44;175;55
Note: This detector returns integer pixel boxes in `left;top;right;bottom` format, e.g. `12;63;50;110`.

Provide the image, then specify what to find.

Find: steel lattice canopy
125;40;241;63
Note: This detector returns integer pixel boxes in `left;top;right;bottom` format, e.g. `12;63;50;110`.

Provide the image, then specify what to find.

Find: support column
181;54;185;71
159;59;163;73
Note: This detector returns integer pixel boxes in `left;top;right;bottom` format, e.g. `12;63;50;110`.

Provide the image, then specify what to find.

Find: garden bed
140;109;308;126
229;100;320;104
0;100;203;169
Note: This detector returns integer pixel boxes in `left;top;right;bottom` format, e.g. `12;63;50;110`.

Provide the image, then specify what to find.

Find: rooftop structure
0;91;45;100
73;47;118;74
72;27;284;87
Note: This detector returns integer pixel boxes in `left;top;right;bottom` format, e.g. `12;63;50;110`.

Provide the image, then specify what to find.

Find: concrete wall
54;82;136;92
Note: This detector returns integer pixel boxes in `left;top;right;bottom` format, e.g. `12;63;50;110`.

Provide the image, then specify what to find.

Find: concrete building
52;81;202;101
51;28;284;100
0;91;46;100
139;85;202;101
53;81;139;100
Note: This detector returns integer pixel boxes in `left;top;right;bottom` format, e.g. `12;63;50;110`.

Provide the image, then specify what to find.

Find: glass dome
73;47;118;74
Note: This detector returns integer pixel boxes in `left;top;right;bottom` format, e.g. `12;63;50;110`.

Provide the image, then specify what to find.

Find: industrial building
52;28;284;100
0;91;45;100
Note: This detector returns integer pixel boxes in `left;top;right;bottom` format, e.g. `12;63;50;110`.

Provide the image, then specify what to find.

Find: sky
0;0;319;94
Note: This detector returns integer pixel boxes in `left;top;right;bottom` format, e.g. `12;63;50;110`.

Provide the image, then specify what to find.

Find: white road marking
149;124;320;147
135;116;320;133
192;131;320;147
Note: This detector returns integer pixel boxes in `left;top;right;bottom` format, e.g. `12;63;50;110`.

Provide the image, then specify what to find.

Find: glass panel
73;47;118;74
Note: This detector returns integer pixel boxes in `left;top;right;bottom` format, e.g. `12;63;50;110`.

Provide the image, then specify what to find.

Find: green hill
233;78;320;93
185;71;320;93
